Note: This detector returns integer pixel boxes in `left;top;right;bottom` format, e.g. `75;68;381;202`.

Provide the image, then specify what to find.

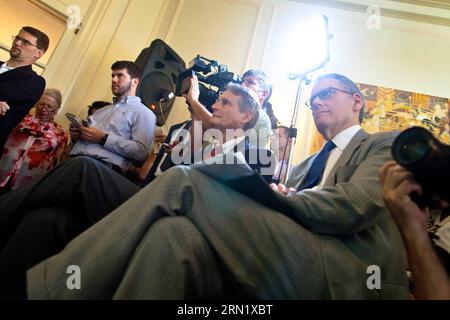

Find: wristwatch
99;134;108;146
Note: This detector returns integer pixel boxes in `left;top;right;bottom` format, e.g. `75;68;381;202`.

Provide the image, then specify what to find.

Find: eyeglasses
11;35;39;48
306;87;354;110
36;103;58;112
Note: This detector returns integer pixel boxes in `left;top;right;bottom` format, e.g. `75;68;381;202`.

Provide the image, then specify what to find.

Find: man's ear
132;78;140;88
34;49;44;60
241;110;253;126
352;94;363;113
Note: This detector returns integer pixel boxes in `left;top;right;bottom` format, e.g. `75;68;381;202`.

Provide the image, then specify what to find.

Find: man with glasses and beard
68;60;156;174
0;26;49;155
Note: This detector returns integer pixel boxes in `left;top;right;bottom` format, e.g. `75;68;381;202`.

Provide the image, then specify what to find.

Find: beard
112;80;132;98
9;47;21;59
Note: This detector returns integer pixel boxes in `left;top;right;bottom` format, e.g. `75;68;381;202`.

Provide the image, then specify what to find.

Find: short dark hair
225;83;260;130
22;26;49;52
313;73;366;123
111;61;142;81
242;69;273;103
88;101;110;116
276;125;290;137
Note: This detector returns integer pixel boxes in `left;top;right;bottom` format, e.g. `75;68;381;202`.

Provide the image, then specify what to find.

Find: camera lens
392;127;433;167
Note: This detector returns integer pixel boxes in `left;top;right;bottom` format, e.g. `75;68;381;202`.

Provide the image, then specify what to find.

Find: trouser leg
113;217;223;299
0;207;84;299
0;156;140;251
28;166;327;299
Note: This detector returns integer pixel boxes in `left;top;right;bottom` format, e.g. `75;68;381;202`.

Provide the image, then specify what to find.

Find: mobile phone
65;112;84;127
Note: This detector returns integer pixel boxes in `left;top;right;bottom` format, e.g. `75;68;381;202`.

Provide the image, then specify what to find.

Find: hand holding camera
182;75;200;108
391;126;450;208
379;160;429;233
175;55;242;110
381;127;450;300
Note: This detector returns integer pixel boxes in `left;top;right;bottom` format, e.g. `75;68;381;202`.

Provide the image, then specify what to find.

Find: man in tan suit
26;73;409;299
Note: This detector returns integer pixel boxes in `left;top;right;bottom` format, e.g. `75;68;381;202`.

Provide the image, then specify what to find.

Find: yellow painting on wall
360;83;449;143
309;83;450;154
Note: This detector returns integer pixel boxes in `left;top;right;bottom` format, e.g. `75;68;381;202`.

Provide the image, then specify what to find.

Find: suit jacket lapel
323;129;369;187
287;153;316;189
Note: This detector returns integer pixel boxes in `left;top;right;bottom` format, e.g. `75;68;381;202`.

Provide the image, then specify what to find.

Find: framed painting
309;83;450;154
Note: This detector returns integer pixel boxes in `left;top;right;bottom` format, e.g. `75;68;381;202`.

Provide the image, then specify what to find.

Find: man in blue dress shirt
69;60;156;173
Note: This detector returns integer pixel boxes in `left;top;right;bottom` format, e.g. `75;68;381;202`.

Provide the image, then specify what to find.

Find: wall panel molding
147;0;171;44
392;0;450;11
166;0;184;44
44;0;112;97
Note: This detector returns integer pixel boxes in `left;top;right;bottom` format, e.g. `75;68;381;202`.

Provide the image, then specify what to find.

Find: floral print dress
0;114;68;190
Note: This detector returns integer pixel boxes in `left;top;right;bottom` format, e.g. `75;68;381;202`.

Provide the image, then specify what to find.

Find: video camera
392;126;450;207
175;55;242;110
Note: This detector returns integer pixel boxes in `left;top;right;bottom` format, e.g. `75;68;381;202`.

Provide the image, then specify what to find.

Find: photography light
277;14;332;184
287;15;330;80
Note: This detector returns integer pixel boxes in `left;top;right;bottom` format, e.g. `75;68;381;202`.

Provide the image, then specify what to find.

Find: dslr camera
175;55;242;109
392;126;450;207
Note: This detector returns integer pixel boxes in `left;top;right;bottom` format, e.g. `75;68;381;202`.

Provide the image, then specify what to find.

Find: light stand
281;78;307;184
277;15;331;184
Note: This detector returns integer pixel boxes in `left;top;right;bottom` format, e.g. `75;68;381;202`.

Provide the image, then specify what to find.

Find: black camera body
392;126;450;207
175;55;242;110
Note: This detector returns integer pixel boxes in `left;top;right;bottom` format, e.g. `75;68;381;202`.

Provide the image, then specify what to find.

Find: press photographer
178;56;275;147
380;125;450;299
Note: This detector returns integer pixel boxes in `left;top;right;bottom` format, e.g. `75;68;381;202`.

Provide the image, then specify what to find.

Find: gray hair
225;83;260;130
313;73;365;123
43;88;62;108
242;69;273;103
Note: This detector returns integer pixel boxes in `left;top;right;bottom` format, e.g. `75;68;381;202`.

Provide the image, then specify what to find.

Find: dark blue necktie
299;140;336;190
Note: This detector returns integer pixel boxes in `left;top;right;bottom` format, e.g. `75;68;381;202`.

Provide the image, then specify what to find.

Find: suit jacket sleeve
0;66;46;150
0;74;45;103
283;132;396;236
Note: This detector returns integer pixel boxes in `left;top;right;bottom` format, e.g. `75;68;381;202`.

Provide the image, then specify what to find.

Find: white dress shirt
316;125;362;189
0;62;14;75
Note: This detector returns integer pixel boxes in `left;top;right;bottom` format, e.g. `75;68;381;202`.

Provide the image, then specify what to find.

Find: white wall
41;0;450;164
154;0;266;127
44;0;166;123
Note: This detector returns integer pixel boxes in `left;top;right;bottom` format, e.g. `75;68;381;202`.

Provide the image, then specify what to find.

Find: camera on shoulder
175;55;242;110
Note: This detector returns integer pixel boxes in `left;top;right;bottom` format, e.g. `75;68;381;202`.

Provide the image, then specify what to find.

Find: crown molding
288;0;450;27
391;0;450;11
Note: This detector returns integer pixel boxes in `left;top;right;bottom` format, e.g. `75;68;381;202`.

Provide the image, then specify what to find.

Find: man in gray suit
26;73;409;299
